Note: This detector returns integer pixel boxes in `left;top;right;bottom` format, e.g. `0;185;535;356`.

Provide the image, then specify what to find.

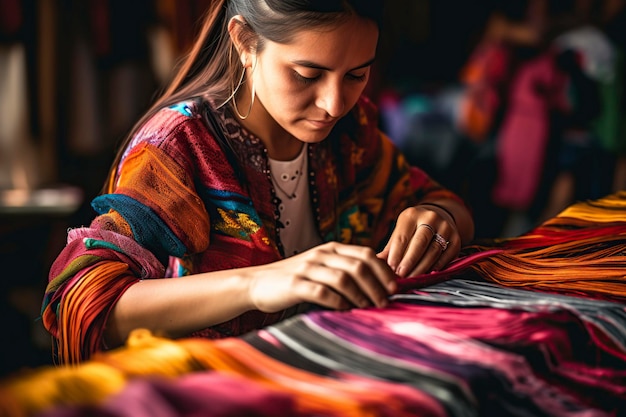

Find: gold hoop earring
232;73;255;120
218;65;245;109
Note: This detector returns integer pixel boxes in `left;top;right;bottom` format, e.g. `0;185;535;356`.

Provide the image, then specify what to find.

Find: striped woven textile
1;192;625;417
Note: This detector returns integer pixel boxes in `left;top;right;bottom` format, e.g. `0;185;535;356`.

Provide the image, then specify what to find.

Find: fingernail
395;266;403;277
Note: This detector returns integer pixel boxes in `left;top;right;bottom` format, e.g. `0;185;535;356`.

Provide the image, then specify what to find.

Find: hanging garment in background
491;48;569;211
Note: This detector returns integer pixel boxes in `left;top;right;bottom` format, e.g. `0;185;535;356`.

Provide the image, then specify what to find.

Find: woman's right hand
245;241;397;313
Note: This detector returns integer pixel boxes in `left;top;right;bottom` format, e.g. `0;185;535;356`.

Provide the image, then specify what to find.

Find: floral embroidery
215;207;262;239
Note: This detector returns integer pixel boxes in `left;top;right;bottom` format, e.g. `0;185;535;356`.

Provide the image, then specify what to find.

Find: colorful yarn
461;192;626;301
2;193;626;416
35;372;298;417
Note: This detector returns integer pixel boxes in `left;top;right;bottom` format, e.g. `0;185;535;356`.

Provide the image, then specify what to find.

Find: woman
42;0;474;364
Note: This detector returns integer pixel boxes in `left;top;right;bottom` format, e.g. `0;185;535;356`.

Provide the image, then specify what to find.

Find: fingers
431;233;457;271
380;206;460;277
290;279;352;310
406;230;458;277
327;243;397;294
293;243;395;309
297;263;379;309
382;221;432;277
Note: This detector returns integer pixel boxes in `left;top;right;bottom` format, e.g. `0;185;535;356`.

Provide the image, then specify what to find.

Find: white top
268;146;323;257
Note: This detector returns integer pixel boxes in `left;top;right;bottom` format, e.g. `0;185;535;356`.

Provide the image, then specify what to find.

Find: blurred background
0;0;624;376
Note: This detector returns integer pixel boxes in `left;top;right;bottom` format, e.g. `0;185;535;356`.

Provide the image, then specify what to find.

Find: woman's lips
307;119;336;129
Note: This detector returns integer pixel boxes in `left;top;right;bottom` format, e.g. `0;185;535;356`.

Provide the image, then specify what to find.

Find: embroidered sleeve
42;105;212;364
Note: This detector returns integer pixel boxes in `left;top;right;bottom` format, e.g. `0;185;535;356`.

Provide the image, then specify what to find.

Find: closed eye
293;71;320;85
346;72;367;82
293;70;367;85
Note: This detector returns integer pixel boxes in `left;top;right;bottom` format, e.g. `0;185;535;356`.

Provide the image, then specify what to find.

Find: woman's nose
316;81;345;117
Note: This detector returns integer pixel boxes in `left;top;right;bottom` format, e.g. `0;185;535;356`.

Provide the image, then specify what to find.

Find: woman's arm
104;267;253;346
105;241;397;347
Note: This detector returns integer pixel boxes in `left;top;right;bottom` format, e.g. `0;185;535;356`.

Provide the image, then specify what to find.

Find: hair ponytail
157;1;228;106
103;0;233;193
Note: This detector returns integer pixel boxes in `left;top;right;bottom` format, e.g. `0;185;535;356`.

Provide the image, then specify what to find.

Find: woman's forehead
260;16;379;67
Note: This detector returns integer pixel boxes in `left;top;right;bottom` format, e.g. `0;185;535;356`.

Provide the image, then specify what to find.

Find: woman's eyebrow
292;57;376;72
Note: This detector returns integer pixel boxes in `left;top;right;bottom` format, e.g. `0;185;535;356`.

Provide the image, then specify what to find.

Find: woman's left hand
377;204;460;277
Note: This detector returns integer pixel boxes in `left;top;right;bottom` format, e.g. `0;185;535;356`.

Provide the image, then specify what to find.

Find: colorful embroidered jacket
42;95;463;363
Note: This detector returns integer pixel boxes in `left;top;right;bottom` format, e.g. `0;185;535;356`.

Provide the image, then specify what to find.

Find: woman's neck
237;107;303;161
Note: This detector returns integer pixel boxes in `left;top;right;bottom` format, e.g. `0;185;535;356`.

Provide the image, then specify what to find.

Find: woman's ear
228;15;253;67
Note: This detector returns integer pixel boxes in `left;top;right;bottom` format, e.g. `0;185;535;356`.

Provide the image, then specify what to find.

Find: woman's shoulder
116;97;223;171
131;98;210;148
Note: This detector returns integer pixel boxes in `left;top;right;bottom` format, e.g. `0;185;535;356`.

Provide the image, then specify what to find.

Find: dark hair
103;0;383;192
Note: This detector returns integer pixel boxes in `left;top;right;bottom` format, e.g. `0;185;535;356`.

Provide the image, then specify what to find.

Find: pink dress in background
492;48;569;210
